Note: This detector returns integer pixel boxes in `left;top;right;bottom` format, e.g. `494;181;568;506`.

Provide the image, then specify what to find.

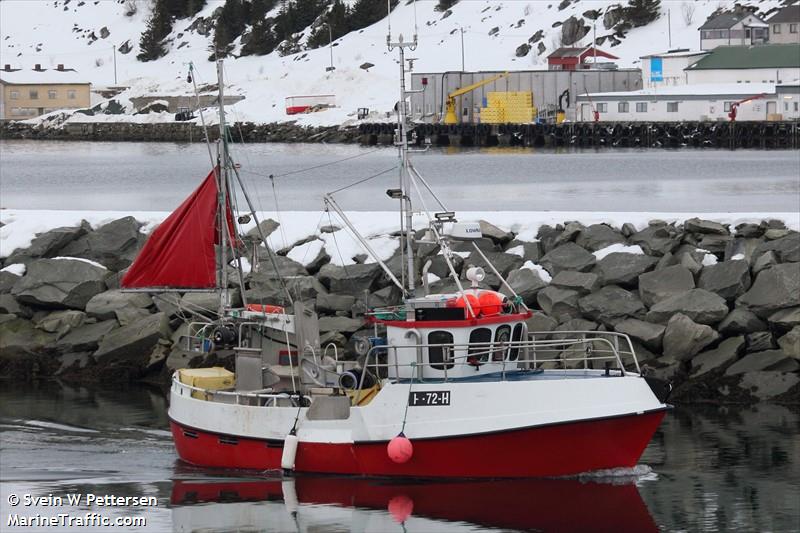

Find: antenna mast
216;59;230;316
387;3;418;297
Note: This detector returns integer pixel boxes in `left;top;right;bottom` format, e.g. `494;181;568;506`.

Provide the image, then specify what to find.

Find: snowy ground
2;209;797;267
0;0;785;127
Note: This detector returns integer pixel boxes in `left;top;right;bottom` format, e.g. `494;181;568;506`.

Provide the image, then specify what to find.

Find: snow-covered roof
579;82;777;99
0;68;89;85
640;49;710;59
745;20;769;28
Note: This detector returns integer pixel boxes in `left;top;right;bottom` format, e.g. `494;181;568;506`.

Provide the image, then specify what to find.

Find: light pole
326;23;335;72
459;26;465;71
113;44;117;84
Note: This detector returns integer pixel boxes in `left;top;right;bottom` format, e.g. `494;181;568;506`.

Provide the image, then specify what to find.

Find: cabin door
580;103;591;122
766;101;777;116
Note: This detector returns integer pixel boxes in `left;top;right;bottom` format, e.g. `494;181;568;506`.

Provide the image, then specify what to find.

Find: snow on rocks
1;210;799;404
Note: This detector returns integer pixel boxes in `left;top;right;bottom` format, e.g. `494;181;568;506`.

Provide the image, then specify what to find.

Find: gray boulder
614;318;665;352
629;225;679;256
244;218;280;242
575;224;625;252
767;307;800;329
501;268;548;306
248;275;326;306
526;312;558;337
12;258;107;310
464;251;523;277
736;263;800;317
553;222;585;248
621;223;637;238
550;270;600;294
752;250;778;275
0;271;21;293
59;216;144;271
684;218;728;235
85;290;152;320
427;253;464;279
318;316;364;335
316;292;356;315
5;222;90;264
593;253;657;287
753;232;800;263
735;223;763;238
478;220;514;245
115;307;152;326
680;253;702;276
698;260;751;301
55;319;118;353
646;289;728;325
369;285;402;308
691;336;745;377
318;263;384;295
638;265;695;307
717;308;767;335
725;349;800;375
696;234;732;254
253;254;308;277
94;312;171;361
35;310;86;338
539;243;596;275
0;317;56;355
0;294;29;317
578;285;645;327
536;286;581;322
536;224;563;253
738;371;800;401
165;347;204;372
777;326;800;359
745;331;775;353
655;252;679;270
662;313;719;361
181;289;242;317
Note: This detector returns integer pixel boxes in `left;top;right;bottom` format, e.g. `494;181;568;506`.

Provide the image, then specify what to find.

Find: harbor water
1;140;799;213
0;383;798;532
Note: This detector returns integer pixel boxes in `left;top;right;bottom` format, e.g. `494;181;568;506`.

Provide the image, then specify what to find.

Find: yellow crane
443;71;509;125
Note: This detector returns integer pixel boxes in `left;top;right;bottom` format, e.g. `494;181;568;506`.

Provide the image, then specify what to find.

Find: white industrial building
641;50;710;88
685;44;800;84
576;82;800;122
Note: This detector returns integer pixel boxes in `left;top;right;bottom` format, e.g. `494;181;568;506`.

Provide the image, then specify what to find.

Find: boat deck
392;368;629;384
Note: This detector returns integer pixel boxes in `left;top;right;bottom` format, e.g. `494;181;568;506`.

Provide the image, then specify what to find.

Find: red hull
170;409;665;478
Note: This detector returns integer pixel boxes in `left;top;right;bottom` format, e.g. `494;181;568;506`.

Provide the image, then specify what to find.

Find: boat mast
216;59;230;316
388;30;418;297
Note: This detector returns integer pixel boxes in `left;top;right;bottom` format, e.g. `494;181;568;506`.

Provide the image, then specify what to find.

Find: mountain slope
0;0;786;126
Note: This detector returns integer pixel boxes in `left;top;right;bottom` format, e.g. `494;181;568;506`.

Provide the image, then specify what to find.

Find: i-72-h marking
409;391;451;406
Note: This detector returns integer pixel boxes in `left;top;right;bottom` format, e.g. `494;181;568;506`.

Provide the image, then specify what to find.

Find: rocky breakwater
1;215;798;404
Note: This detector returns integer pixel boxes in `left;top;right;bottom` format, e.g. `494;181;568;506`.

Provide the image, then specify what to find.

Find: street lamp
326;23;336;72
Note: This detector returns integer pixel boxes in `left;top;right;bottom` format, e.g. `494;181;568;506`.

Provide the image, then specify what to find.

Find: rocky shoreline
1;215;798;405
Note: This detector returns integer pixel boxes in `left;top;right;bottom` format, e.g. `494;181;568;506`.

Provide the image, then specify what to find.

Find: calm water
0;383;798;532
1;141;799;212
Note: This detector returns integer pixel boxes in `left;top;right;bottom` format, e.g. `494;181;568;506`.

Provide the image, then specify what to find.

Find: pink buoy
388;494;414;523
387;434;413;464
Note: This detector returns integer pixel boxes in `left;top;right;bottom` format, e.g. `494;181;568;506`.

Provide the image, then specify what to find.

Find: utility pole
113;44;117;85
326;23;336;72
460;26;465;71
668;9;672;49
592;20;597;67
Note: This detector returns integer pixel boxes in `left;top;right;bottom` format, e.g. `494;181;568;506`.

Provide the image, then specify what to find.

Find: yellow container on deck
178;367;235;399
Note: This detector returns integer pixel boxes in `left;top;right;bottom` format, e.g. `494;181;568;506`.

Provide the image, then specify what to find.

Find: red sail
122;168;236;290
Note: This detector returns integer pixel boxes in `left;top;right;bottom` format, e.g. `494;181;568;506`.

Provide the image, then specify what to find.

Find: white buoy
281;433;299;471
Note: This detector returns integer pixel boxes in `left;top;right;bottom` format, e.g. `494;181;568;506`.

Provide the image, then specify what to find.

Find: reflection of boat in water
170;475;658;532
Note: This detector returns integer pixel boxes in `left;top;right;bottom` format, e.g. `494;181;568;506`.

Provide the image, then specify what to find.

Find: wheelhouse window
509;323;524;361
492;325;511;361
467;328;492;365
428;331;455;370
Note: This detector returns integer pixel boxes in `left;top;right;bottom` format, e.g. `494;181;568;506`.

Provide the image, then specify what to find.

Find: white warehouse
576;82;800;122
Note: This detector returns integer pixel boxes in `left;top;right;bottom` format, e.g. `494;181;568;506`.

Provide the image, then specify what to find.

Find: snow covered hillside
0;0;787;126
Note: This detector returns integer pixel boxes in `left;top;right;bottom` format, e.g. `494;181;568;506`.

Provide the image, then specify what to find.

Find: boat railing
358;331;640;388
171;373;305;406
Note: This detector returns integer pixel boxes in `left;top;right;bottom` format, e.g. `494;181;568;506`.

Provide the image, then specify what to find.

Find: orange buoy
478;291;504;316
387;434;413;464
453;293;480;318
388;495;414;523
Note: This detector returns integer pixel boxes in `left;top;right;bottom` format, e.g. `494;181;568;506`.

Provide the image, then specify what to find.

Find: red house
547;47;619;70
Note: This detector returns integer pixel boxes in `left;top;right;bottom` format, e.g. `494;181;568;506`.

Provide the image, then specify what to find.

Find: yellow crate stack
480;91;536;124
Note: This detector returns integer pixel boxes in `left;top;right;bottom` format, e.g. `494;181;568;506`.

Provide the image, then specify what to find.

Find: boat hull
170;408;665;478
